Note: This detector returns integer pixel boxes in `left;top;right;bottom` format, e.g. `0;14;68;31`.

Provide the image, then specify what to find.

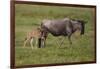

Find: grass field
15;4;95;66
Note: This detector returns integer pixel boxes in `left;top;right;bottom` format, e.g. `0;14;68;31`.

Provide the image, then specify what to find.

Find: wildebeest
40;18;85;48
23;28;42;49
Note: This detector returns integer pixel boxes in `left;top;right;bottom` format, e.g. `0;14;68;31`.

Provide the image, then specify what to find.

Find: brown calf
23;28;42;49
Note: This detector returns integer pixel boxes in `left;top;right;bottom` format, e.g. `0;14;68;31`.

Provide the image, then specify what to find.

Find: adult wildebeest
40;18;85;48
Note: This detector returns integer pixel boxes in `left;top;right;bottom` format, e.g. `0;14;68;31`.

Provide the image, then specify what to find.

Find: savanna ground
15;4;95;66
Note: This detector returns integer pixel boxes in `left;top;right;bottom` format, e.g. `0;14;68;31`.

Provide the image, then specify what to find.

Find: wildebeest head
36;27;47;48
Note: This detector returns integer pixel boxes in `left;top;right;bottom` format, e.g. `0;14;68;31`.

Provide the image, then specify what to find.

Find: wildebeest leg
35;38;38;49
23;38;29;48
30;38;34;49
38;38;41;48
41;33;48;48
59;37;66;47
68;35;72;44
53;37;61;46
41;38;45;48
43;33;48;48
42;39;45;48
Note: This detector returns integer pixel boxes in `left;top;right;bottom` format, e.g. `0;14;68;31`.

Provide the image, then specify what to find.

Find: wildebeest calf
23;28;42;49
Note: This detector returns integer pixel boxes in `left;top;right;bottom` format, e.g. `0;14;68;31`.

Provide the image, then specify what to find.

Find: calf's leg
30;38;34;49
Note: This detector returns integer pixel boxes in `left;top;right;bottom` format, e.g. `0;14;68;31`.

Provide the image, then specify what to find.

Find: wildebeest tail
80;21;85;35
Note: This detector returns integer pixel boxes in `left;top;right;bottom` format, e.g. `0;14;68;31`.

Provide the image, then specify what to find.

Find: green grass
15;4;95;66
